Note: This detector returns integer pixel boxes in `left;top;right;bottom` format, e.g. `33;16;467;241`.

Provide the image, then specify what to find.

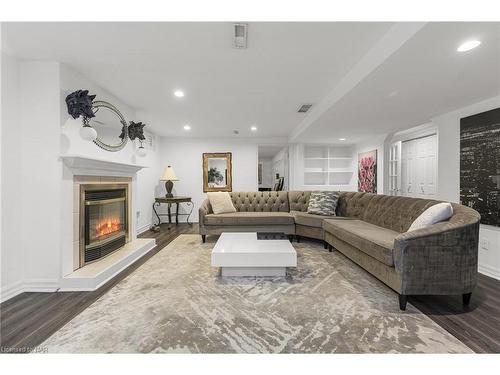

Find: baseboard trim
23;279;60;292
478;264;500;281
0;280;24;303
137;223;151;235
0;279;59;303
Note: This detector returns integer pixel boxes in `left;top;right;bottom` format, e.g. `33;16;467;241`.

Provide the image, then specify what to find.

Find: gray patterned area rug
43;234;472;353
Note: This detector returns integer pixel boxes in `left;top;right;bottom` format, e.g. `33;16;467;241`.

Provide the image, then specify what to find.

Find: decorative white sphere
80;126;97;141
136;146;147;157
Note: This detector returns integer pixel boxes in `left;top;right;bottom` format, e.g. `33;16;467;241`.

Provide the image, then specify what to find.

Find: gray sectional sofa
199;191;480;310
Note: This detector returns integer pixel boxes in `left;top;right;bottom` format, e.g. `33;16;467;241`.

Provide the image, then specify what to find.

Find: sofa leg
463;292;472;306
399;294;408;311
323;241;328;249
328;244;333;252
296;235;301;243
201;235;206;243
288;235;294;242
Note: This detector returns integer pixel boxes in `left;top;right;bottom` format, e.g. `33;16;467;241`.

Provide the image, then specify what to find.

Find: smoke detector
233;23;248;49
298;104;313;113
233;130;240;135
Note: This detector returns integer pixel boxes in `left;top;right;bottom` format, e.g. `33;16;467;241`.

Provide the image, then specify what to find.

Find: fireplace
80;184;129;266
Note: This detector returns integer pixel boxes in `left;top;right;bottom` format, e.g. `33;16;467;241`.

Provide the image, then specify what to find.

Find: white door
388;141;402;195
401;140;416;196
401;134;437;199
420;135;437;198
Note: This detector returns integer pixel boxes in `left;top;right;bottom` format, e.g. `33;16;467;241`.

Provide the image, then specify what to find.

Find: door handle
421;186;425;193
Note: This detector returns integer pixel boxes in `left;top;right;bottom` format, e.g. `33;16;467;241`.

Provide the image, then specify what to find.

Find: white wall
432;95;500;280
158;138;258;222
1;54;62;300
0;35;25;298
0;26;2;301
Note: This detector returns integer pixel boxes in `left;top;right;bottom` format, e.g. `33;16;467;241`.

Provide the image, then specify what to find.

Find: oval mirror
88;100;128;152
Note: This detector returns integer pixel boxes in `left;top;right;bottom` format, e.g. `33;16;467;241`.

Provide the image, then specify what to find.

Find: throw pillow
407;202;453;231
207;192;237;215
307;191;339;216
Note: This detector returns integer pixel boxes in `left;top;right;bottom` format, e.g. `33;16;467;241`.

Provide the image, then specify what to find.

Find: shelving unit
303;145;354;187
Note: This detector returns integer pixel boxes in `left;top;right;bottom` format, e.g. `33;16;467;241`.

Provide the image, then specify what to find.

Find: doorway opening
257;145;288;191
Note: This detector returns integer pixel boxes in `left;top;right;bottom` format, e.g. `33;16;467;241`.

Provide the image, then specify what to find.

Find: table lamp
161;166;179;198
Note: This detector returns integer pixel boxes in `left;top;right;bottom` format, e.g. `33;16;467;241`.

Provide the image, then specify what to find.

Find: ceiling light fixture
174;90;185;98
183;125;191;130
339;138;346;141
457;40;481;52
250;125;257;131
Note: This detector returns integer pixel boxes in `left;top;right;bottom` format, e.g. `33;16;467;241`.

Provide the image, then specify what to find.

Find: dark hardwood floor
0;223;198;352
1;225;499;353
409;274;500;353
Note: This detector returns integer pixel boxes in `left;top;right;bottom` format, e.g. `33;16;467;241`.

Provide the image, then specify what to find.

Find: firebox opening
81;184;129;266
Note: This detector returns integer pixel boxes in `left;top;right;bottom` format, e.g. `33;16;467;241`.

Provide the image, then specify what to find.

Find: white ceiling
3;22;499;143
297;22;500;144
2;22;393;138
258;145;284;159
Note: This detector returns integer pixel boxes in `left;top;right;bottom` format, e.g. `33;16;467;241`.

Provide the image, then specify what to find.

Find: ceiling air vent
298;104;313;113
233;23;248;49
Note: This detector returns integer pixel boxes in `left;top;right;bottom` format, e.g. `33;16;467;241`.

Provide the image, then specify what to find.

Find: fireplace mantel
61;154;148;176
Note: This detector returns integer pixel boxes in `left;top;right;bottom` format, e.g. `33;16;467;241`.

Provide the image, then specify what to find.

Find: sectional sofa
199;191;480;310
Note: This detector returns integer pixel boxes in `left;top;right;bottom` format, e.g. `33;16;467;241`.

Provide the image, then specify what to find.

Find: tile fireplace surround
59;155;155;291
73;176;132;270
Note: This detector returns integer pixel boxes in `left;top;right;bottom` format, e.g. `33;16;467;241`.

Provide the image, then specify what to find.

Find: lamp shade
160;166;179;181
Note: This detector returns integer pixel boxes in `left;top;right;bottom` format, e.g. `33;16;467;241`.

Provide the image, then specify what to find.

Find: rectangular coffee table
211;232;297;277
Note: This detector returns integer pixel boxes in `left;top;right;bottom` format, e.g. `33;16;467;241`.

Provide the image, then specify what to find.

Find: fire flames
95;217;121;238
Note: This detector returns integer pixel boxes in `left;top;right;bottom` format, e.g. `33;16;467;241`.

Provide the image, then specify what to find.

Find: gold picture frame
203;152;232;192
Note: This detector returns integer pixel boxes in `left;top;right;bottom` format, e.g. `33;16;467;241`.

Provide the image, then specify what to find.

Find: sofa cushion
204;212;294;226
288;191;311;212
292;211;331;228
307;191;339;216
207;192;237;214
292;211;352;228
323;219;398;266
230;191;289;212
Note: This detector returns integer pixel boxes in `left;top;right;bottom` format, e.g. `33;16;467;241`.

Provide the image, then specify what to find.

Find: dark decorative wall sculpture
460;107;500;227
66;90;96;119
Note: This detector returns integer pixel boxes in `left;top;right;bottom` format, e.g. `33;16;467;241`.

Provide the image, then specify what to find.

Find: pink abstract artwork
358;150;377;193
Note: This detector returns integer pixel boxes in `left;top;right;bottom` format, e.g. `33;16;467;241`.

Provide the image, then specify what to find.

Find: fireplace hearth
80;184;129;266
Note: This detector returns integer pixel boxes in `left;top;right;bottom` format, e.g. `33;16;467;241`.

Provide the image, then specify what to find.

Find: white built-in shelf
303;145;354;186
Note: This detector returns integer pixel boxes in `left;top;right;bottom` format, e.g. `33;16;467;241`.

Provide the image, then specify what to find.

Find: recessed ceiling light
388;90;398;97
339;138;346;141
457;40;481;52
174;90;185;97
250;125;257;131
183;125;191;130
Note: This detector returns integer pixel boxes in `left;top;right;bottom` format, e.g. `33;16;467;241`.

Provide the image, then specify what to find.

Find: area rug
42;234;472;353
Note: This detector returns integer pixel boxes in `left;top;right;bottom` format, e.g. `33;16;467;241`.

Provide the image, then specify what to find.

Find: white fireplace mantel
58;153;154;291
60;154;148;176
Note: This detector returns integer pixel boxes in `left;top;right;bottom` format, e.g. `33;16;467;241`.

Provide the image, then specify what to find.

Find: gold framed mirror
203;152;232;192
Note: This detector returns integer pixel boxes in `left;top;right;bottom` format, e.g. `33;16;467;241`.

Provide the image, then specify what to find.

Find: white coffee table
211;232;297;277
